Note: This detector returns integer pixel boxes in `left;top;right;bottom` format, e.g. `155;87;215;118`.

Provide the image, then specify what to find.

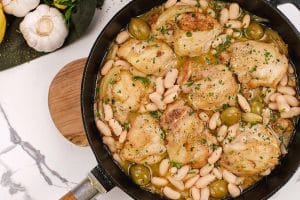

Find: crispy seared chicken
179;60;238;111
160;100;217;168
152;5;222;57
220;124;281;176
120;114;166;164
117;38;177;76
229;40;288;88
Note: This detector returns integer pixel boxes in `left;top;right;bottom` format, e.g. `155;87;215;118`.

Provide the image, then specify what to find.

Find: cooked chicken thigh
117;38;177;76
179;60;238;111
160;100;217;168
229;41;288;88
220;124;281;176
120;114;166;164
111;70;151;123
152;5;222;57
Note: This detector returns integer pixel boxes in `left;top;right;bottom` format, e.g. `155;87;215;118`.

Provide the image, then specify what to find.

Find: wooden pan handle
60;173;106;200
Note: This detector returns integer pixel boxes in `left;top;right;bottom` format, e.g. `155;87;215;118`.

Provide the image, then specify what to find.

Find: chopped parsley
133;76;151;87
170;161;183;169
149;110;162;119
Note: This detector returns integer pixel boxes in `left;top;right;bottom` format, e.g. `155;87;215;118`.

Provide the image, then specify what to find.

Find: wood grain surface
48;58;89;147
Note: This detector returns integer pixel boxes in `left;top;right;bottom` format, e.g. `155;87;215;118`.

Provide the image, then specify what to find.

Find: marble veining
0;104;70;187
0;159;33;200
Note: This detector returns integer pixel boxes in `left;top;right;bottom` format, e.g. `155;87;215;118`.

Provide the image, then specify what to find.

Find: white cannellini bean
109;119;123;136
164;69;179;88
235;177;244;185
149;92;166;110
262;108;271;125
96;119;112;136
163;186;181;200
219;8;229;25
269;102;278;110
200;0;208;9
174;165;190;180
237;94;251;112
191;187;201;200
195;174;216;188
114;59;131;69
170;167;178;175
212;168;222;179
228;183;241;197
118;130;127;143
164;92;178;104
101;59;114;75
200;187;210;200
284;95;299;107
276;95;290;112
183;169;200;181
165;85;180;97
160;158;170;176
277;86;296;96
232;31;241;38
208;147;222;164
207;8;216;18
102;136;116;152
270;93;281;102
200;164;214;176
225;28;233;36
225;20;242;29
242;14;250;28
115;31;130;44
185;175;200;189
217;125;228;142
165;0;177;8
199;112;209;122
103;104;113;121
145;103;158;111
151;177;168;186
167;176;185;191
180;0;197;5
229;3;240;19
155;77;165;95
113;153;122;164
209;112;220;130
212;34;227;48
223;169;237;184
288;64;294;74
280;107;300;118
260;168;271;176
280;74;288;86
227;123;239;138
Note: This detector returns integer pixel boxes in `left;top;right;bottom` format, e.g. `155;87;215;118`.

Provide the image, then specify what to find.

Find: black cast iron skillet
60;0;300;199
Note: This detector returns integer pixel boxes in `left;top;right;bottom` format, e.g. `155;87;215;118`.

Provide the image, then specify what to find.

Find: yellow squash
0;3;6;43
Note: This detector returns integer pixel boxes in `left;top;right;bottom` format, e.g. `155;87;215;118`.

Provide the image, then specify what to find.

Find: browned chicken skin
179;60;238;111
220;124;281;176
229;40;288;88
160;100;217;168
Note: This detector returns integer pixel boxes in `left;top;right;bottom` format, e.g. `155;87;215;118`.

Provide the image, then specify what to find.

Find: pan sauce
94;0;299;199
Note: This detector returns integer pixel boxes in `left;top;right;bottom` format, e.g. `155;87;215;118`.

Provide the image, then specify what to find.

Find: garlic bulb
2;0;40;17
20;4;69;52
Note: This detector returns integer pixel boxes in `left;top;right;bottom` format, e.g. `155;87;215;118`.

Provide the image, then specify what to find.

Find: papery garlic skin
2;0;40;17
20;4;69;52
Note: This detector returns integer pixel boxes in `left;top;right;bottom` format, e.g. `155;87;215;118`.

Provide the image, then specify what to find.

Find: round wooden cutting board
48;58;89;147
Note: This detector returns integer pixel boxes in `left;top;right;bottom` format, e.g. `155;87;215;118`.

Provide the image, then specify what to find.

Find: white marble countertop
0;1;300;200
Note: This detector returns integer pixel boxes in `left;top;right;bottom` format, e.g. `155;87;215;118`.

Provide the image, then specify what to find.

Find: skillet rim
81;0;300;199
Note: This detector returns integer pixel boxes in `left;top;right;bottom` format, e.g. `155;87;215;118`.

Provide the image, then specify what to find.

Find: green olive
221;107;241;126
246;22;264;40
129;164;151;186
250;100;264;114
210;179;229;199
128;18;151;40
